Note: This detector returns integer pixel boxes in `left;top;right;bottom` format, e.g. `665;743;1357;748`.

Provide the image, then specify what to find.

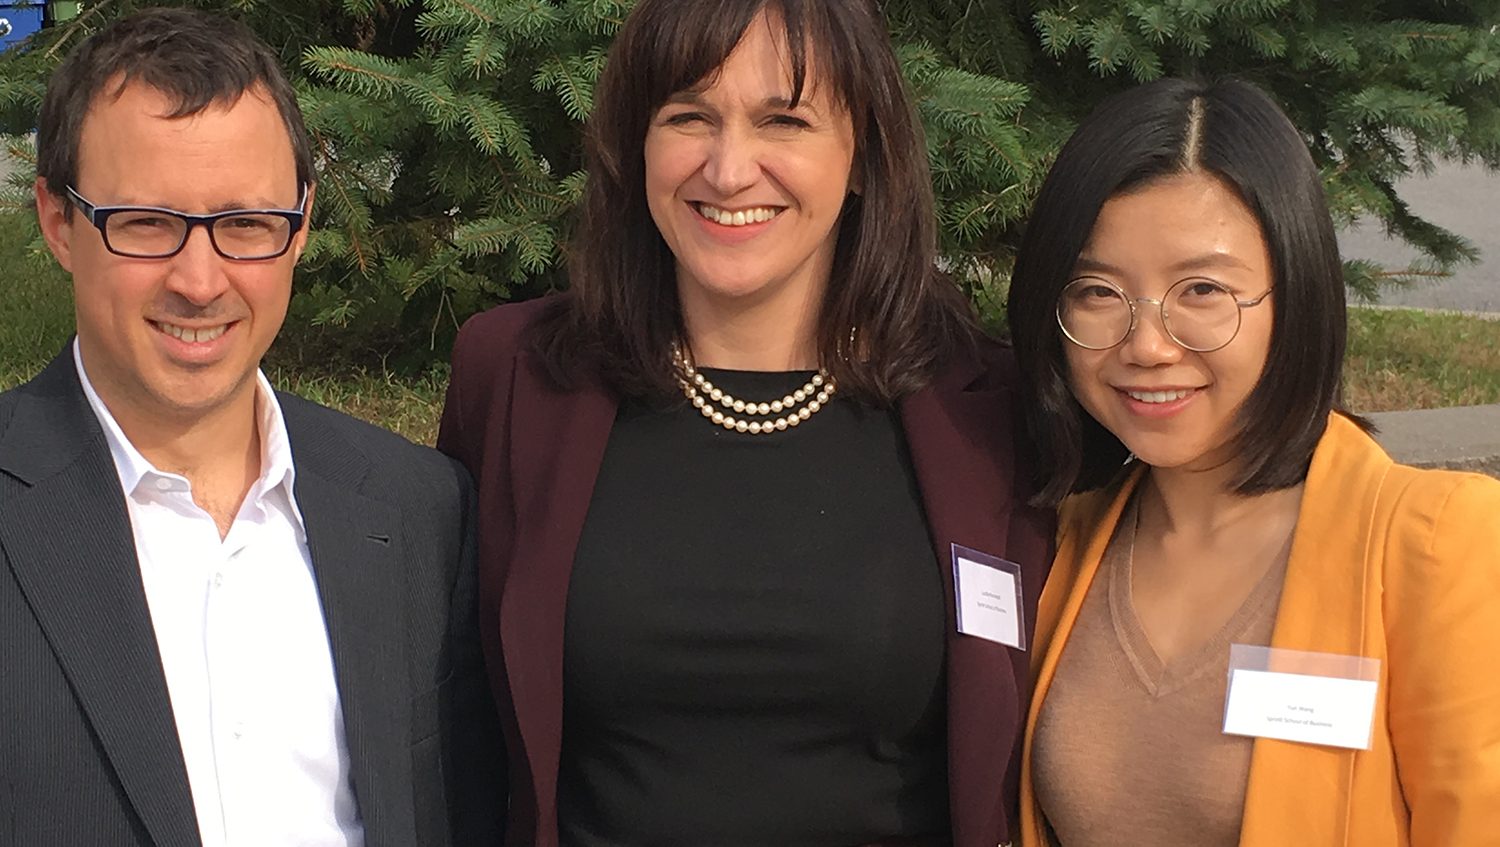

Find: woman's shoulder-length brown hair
535;0;978;405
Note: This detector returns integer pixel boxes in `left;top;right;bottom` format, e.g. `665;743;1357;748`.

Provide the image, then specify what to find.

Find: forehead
75;80;298;207
1084;172;1268;262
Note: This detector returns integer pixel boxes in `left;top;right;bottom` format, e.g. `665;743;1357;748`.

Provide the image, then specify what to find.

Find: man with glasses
1;9;503;846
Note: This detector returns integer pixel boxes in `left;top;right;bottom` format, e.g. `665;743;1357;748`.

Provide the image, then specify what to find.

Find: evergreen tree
3;0;1497;363
888;0;1500;308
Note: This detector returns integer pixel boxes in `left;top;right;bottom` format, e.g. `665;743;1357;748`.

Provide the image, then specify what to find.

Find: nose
701;127;761;196
163;224;232;306
1118;303;1184;366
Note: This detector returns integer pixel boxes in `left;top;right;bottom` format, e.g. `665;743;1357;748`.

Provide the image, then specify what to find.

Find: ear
34;177;76;273
290;181;316;262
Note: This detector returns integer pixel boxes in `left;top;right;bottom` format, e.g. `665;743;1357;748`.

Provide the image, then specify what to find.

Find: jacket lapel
1019;469;1140;846
499;352;618;846
282;403;413;847
1238;414;1388;846
900;353;1053;846
0;351;200;847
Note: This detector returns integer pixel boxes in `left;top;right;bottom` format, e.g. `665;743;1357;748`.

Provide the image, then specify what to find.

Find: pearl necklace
671;344;837;435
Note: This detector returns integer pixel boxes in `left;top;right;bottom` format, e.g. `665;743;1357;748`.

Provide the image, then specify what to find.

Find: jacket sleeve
434;304;534;844
1382;472;1500;846
441;463;508;845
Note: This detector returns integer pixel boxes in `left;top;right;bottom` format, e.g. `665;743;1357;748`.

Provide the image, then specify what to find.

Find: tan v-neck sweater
1030;499;1288;846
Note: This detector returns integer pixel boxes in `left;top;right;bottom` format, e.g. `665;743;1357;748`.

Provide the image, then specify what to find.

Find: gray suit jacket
0;347;506;846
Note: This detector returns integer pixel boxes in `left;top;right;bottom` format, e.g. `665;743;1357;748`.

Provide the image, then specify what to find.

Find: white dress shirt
75;340;365;847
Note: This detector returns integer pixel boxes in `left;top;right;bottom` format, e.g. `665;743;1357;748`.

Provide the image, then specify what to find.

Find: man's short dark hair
36;6;314;209
1007;78;1354;506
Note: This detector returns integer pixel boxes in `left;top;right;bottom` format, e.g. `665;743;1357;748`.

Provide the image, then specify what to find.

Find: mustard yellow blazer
1019;413;1500;846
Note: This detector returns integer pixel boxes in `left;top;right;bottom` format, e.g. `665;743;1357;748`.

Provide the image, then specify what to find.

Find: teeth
1127;389;1193;404
156;321;229;343
696;203;780;226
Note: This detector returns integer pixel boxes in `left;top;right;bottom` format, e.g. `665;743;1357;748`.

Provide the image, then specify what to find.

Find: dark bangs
640;1;822;107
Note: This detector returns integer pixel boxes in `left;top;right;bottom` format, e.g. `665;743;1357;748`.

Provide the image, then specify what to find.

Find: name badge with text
951;544;1026;651
1222;645;1380;750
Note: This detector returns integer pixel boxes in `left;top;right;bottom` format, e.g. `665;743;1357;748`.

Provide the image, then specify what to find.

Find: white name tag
951;544;1026;651
1222;645;1380;750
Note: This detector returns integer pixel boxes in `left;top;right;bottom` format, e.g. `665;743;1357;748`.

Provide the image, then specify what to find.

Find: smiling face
36;80;309;434
643;10;856;313
1063;171;1276;475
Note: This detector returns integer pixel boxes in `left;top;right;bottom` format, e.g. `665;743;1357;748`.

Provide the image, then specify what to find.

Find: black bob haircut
1007;77;1358;506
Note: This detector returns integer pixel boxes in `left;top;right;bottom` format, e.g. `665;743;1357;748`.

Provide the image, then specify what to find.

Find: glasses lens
212;214;294;259
1164;279;1241;351
104;211;188;258
1058;279;1132;349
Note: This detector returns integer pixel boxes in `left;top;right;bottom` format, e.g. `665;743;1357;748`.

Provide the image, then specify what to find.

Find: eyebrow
99;196;295;214
206;199;284;213
662;91;821;116
1073;252;1255;276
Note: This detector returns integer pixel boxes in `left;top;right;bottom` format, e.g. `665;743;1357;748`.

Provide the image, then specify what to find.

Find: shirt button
213;572;224;588
154;478;174;492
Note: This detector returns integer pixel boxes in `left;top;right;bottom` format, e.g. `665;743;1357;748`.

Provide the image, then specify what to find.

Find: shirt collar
73;338;307;539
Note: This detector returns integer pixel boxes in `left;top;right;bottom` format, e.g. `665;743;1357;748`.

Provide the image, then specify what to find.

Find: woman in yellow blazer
1005;77;1500;846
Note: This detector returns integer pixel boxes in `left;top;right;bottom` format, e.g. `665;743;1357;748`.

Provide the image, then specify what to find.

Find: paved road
1338;159;1500;314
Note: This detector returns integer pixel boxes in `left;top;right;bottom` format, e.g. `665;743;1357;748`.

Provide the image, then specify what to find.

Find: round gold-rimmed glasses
1056;276;1273;353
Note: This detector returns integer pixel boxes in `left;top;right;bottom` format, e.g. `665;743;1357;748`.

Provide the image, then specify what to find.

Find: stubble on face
55;80;304;438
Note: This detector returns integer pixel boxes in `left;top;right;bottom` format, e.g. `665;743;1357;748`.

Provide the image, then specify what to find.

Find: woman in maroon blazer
438;1;1051;844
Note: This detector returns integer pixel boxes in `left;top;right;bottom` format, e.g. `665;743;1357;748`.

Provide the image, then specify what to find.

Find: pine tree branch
44;0;121;60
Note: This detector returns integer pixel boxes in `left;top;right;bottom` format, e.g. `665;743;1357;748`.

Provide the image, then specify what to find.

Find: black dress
558;368;951;846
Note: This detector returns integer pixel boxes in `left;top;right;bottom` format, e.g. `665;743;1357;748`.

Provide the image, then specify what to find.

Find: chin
1117;439;1196;470
684;270;781;301
154;374;255;416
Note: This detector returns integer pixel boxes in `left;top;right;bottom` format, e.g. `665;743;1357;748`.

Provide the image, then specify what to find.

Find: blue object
0;0;45;52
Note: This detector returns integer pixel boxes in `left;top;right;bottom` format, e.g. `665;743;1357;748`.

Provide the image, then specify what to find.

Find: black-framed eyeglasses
1056;276;1273;353
65;185;308;261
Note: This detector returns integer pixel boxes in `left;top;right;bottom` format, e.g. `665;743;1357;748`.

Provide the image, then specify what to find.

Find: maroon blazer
438;296;1054;847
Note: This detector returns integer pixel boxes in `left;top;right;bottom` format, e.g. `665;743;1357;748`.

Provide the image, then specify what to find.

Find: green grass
0;217;74;387
3;209;1497;444
1344;306;1500;412
266;364;447;445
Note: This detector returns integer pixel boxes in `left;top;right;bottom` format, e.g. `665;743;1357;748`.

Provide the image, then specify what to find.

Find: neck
677;278;824;371
123;398;259;482
94;376;263;521
1140;462;1304;541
